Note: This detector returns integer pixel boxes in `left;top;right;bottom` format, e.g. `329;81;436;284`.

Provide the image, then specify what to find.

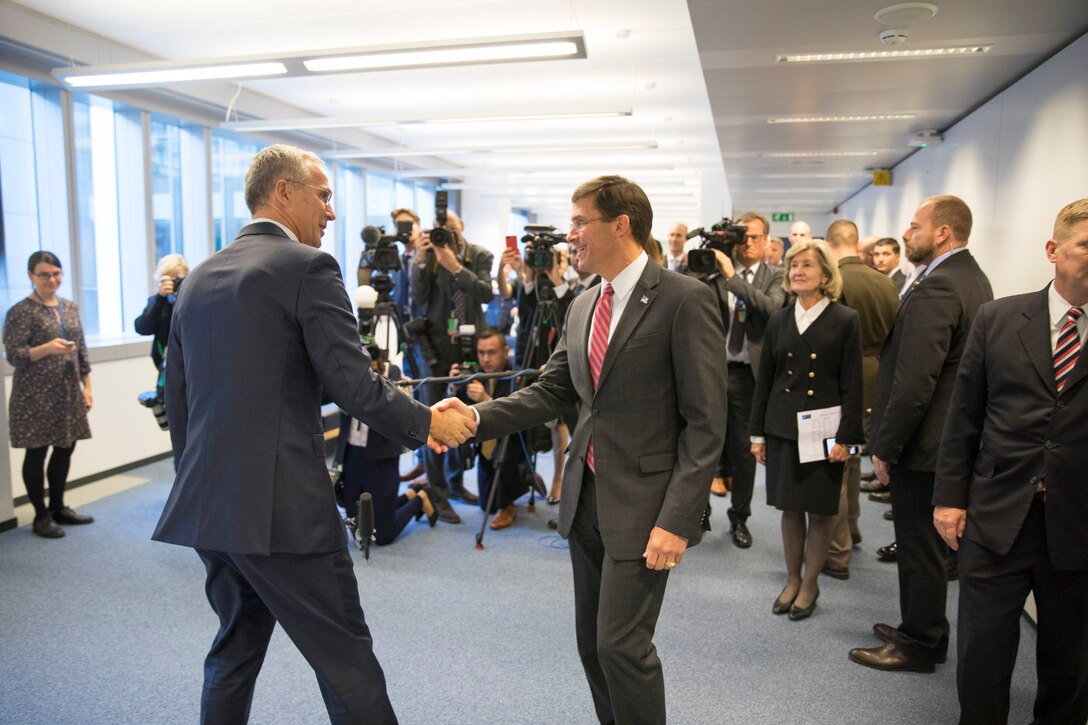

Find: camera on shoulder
686;218;749;275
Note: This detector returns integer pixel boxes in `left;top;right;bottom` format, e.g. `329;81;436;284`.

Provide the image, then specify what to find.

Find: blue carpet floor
0;456;1038;724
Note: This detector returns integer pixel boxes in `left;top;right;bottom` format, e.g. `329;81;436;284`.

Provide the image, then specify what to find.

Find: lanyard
33;291;67;339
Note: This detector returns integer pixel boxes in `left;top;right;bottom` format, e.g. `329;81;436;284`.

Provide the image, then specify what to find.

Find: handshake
427;398;478;452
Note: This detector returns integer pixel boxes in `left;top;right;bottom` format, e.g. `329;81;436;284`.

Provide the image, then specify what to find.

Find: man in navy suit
153;144;474;724
934;199;1088;724
850;195;993;673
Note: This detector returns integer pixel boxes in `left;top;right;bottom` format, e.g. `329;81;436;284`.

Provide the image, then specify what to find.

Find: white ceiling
4;0;1088;230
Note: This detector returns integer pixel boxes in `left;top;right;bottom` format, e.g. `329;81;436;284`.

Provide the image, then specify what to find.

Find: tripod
472;275;563;549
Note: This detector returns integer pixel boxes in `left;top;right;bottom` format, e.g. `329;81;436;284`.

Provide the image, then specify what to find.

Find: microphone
356;492;375;560
354;285;378;311
361;225;382;246
685;227;704;240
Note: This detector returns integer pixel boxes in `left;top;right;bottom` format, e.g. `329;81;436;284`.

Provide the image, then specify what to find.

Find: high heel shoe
772;588;797;615
788;589;820;621
417;490;439;528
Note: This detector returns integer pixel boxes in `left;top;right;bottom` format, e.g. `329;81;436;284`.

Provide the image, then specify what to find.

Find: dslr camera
686;218;749;275
429;190;454;248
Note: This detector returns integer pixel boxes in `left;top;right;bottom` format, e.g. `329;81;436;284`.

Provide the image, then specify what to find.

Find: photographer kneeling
451;330;536;530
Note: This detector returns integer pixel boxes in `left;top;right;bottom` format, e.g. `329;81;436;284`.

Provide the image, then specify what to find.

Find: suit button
1044;440;1055;449
807;390;814;396
787;370;793;376
593;408;600;416
808;372;815;378
787;352;793;358
1030;476;1038;484
810;353;817;359
1056;400;1067;408
784;387;791;393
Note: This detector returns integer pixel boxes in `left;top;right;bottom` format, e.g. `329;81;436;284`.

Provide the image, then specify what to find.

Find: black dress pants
722;363;756;522
957;499;1088;725
568;470;671;725
888;466;949;663
196;547;397;725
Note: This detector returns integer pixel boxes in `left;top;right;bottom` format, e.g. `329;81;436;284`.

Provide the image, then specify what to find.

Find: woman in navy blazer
750;240;864;621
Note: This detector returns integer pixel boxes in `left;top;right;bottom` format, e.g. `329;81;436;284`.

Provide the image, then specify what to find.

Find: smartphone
824;437;860;457
505;235;518;252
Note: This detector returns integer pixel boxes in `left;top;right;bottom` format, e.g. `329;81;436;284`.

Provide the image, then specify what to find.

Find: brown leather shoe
490;505;517;530
848;642;935;673
821;564;850;580
436;500;461;524
710;477;728;497
873;622;898;643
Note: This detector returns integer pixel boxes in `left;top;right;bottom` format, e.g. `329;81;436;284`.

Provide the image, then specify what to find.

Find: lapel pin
640;295;649;305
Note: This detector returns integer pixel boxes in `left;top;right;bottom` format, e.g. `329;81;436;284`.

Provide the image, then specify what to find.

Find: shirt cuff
749;436;766;444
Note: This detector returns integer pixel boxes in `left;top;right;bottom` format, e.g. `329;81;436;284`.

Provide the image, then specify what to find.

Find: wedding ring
664;561;677;569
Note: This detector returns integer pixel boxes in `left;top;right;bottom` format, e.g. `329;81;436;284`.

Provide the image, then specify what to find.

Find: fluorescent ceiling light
767;113;917;124
760;151;881;158
57;62;287;89
758;173;867;179
305;40;581;73
222;108;629;133
327;141;657;159
53;32;583;90
777;45;992;63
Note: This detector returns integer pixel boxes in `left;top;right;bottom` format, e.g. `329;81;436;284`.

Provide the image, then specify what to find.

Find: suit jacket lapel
1019;290;1057;395
595;263;660;392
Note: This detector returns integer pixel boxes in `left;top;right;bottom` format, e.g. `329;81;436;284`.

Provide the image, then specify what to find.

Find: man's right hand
427;398;477;452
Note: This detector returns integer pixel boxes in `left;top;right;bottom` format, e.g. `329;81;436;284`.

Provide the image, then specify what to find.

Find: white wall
830;33;1088;298
4;352;172;501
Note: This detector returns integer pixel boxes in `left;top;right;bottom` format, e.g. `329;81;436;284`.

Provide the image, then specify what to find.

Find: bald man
789;221;813;246
665;222;689;273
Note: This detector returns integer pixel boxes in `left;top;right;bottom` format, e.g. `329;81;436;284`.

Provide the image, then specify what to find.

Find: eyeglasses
568;217;606;232
34;271;62;280
745;234;766;242
287;179;333;207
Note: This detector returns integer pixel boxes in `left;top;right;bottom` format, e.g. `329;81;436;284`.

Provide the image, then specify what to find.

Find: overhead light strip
767;113;917;124
760;151;881;158
777;45;992;64
222;108;630;133
327;141;657;159
54;31;585;90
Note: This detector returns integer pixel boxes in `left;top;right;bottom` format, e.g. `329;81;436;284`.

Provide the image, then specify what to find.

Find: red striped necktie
1054;306;1083;393
586;283;615;471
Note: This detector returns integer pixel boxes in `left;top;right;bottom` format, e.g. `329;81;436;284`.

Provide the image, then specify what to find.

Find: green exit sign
772;212;795;222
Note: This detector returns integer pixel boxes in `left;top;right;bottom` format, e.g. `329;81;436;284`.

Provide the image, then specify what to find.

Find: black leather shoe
877;542;897;562
868;491;892;503
436;501;462;524
821;564;849;580
849;642;935;673
788;589;819;621
883;509;894;521
33;513;65;538
730;520;752;548
860;479;889;493
772;594;795;615
52;507;94;525
547;518;558;530
860;471;878;482
448;487;478;504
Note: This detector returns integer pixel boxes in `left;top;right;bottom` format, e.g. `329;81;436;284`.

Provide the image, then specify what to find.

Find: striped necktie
586;283;615;471
1054;306;1083;393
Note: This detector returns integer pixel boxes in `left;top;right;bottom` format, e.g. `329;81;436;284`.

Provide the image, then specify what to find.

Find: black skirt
765;434;844;516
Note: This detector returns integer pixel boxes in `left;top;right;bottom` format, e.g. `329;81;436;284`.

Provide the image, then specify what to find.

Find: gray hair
244;144;323;213
154;253;189;282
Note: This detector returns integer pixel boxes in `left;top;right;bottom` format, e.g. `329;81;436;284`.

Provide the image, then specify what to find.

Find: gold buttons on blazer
808;372;815;378
810;353;817;359
787;370;794;376
784;387;791;393
787;352;793;358
807;390;814;396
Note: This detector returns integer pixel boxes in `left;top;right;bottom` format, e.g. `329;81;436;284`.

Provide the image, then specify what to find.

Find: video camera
360;223;408;296
457;324;478;372
430;190;454;248
521;224;566;301
685;217;749;275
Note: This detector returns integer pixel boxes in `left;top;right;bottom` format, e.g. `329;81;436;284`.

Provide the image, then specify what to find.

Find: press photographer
699;211;786;550
135;253;189;431
410;194;494;520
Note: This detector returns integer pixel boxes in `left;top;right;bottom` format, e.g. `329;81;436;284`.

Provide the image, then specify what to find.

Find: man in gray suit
872;237;908;292
455;175;727;724
153;144;473;724
707;212;786;548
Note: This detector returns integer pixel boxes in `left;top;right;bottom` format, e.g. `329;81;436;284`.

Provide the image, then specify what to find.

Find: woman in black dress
749;240;863;620
3;251;93;538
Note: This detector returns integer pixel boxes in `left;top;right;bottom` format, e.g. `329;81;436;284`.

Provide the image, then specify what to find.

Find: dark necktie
587;284;615;471
1054;306;1083;393
727;269;751;355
